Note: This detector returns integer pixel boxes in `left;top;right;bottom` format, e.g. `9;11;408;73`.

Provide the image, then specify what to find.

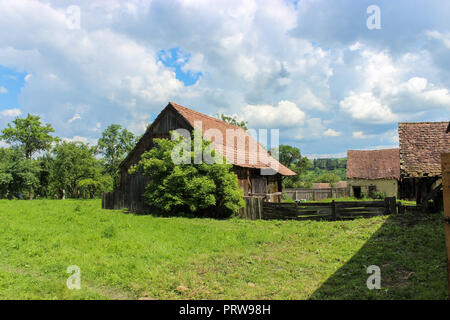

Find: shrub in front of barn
129;134;245;218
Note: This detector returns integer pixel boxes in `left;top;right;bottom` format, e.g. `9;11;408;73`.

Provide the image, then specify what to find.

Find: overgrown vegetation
130;132;245;218
0;199;445;299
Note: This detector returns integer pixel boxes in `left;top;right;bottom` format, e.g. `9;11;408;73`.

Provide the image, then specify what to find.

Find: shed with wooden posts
398;121;450;209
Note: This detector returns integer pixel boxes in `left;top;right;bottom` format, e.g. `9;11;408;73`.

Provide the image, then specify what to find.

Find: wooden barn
398;122;450;208
103;102;295;211
346;149;400;198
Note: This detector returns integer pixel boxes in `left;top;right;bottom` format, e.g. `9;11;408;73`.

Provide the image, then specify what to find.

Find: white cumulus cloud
340;92;397;124
0;108;21;117
323;128;341;137
243;100;306;128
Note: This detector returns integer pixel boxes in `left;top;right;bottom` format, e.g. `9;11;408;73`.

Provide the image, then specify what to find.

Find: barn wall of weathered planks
102;174;151;212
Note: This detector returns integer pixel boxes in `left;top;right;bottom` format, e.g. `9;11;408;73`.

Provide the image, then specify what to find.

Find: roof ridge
348;148;399;152
169;102;246;131
347;148;400;180
399;121;449;124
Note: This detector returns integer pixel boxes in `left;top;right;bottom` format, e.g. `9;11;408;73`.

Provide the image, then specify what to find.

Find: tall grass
0;199;445;299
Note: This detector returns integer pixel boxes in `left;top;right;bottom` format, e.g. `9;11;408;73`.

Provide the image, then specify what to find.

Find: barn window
368;185;377;198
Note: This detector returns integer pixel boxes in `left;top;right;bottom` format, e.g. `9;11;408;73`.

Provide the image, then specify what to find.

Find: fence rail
238;197;396;221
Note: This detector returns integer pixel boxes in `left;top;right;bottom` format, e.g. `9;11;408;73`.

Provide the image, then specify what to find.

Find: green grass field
0;199;447;299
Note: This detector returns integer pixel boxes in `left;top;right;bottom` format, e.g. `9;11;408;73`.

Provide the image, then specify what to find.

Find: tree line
274;145;347;188
0;112;347;199
0;114;137;199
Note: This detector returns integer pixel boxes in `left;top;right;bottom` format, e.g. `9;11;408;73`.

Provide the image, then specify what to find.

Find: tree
1;114;57;160
130;132;245;218
216;113;248;130
78;176;113;199
0;147;40;199
314;172;340;186
1;114;57;199
35;152;54;198
51;141;111;199
274;145;310;188
277;145;300;168
97;124;136;186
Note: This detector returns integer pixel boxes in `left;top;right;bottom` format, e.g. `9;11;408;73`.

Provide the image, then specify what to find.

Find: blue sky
0;66;26;113
157;47;202;86
0;0;449;157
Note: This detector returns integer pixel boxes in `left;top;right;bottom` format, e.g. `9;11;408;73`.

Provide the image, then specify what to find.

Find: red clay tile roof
399;122;450;177
169;102;296;176
347;149;400;180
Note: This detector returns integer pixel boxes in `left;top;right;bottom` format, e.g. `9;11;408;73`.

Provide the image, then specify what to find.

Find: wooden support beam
441;153;450;299
331;200;337;220
384;197;396;215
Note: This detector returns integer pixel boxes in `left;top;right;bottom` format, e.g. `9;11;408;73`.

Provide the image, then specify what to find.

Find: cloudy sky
0;0;449;157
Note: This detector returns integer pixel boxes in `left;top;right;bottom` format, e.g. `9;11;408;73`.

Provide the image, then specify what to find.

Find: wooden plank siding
284;187;348;201
441;153;450;298
102;174;151;213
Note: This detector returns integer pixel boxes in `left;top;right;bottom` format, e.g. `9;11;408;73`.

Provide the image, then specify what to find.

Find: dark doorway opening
368;185;377;198
353;186;362;199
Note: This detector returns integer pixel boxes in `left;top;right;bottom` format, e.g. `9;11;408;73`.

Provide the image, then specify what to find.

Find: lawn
0;199;447;299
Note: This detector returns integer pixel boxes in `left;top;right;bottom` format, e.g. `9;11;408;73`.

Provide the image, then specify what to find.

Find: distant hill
298;158;347;187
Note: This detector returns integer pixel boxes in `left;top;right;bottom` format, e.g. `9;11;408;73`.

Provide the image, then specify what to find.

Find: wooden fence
238;196;397;221
284;187;348;201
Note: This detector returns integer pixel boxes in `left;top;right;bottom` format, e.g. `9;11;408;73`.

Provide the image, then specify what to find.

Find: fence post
441;153;450;299
331;200;336;220
384;197;396;215
258;197;263;219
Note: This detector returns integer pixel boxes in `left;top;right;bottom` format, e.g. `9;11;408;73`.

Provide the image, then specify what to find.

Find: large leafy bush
130;134;244;218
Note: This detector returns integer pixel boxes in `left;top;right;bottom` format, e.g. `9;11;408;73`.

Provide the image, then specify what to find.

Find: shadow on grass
121;208;234;220
310;212;448;300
